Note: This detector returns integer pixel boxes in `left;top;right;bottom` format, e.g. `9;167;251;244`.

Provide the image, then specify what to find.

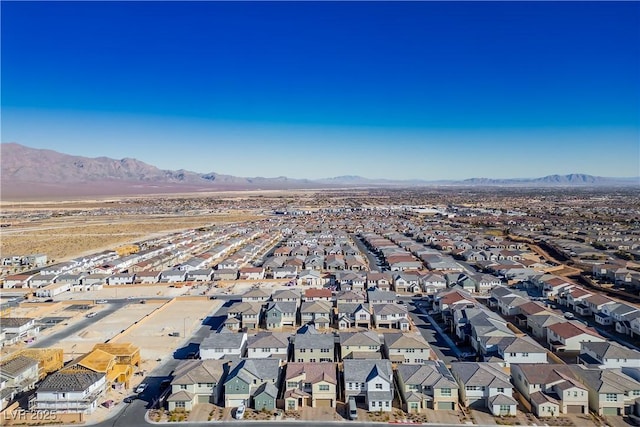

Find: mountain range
1;143;637;200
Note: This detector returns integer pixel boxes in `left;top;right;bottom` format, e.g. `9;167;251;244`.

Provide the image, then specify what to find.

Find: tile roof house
284;362;337;410
512;364;589;416
264;301;298;330
336;303;371;330
246;332;290;360
396;361;459;412
372;304;410;331
227;302;264;330
223;358;282;409
292;327;335;363
383;333;433;364
578;341;640;369
30;368;106;414
339;331;382;360
300;301;332;329
200;328;248;360
571;365;640;416
546;321;605;352
166;359;228;411
450;362;517;416
343;360;394;412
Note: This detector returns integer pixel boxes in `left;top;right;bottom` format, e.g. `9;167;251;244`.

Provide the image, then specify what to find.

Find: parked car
135;383;148;394
564;312;575;319
235;404;245;420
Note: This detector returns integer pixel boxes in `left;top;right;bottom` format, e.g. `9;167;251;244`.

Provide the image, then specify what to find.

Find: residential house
343;359;394;412
284;362;337;409
395;361;459;411
30;368;106;414
200;328;248;360
571;365;640;416
372;304;410;330
450;362;517;416
223;358;282;409
488;335;548;366
241;289;271;303
578;341;640;369
367;290;396;305
383;333;432;364
511;364;589;416
228;302;263;330
292;326;334;363
339;331;382;360
0;355;39;396
300;301;332;329
303;288;332;302
264;302;298;330
546;322;605;352
271;289;302;306
336;303;371;330
167;359;228;410
246;332;290;360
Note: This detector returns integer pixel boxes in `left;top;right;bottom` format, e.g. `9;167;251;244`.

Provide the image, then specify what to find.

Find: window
375;384;383;390
633;390;640;396
180;385;187;390
606;393;618;402
361;382;365;388
300;348;306;353
319;385;330;391
321;348;330;353
372;401;376;407
441;388;451;397
499;405;510;412
497;388;504;393
304;382;312;389
407;348;415;353
523;352;529;357
206;383;214;388
573;391;577;397
348;382;353;389
175;402;185;408
310;359;316;363
287;381;298;388
385;401;389;407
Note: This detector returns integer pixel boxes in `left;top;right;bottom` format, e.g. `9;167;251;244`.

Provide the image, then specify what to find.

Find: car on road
234;404;245;420
86;312;97;318
126;296;134;300
135;383;148;394
209;295;217;300
564;312;575;319
96;300;108;304
124;396;135;403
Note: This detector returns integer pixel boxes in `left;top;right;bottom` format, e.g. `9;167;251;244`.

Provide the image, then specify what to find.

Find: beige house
284;362;337;410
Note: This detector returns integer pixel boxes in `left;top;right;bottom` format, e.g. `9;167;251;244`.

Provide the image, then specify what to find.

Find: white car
234;404;245;420
96;300;108;304
86;312;97;318
135;383;147;394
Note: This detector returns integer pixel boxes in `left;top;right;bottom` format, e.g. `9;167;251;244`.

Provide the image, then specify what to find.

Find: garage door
566;405;584;414
438;402;455;410
316;399;333;408
227;399;245;408
602;407;619;416
198;395;211;404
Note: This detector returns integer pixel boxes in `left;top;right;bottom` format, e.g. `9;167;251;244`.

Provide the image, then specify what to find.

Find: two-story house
396;361;459;412
571;365;640;416
284;362;337;410
339;331;382;360
223;358;282;409
264;302;298;330
246;332;290;360
166;359;228;411
511;364;588;416
450;362;517;416
343;360;394;412
292;326;334;363
383;333;432;364
200;328;247;360
578;341;640;369
30;368;106;414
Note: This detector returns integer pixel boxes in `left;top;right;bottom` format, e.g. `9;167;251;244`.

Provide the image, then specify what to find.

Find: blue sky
2;1;639;180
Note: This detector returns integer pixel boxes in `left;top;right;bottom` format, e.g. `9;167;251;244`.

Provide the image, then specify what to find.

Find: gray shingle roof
343;360;392;383
201;331;245;350
294;332;334;350
38;369;104;392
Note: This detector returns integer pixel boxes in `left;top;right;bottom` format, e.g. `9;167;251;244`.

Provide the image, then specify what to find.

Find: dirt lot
0;212;261;263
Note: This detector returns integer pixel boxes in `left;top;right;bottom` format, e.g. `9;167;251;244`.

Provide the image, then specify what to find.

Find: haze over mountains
1;143;637;200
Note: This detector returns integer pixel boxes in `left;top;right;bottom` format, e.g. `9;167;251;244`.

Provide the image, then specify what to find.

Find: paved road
31;301;129;349
407;300;460;364
350;233;385;272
